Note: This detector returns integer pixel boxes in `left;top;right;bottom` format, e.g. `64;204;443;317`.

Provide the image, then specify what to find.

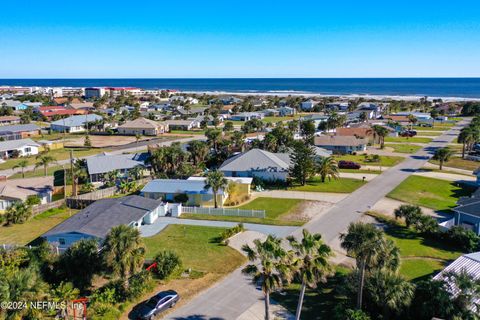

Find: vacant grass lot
415;131;441;136
387;175;475;211
261;115;302;123
384;136;433;143
385;143;423;154
144;225;245;271
181;197;305;226
290;177;366;193
429;156;479;171
335;154;404;167
0;207;78;245
169;130;206;135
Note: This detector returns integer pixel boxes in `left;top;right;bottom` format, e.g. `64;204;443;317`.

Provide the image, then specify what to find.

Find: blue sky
0;0;479;78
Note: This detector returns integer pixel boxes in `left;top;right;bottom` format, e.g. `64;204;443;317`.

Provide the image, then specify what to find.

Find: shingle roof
118;117;166;129
0;123;39;134
141;179;217;194
219;149;291;173
0;176;53;201
43;195;162;239
0;138;40;152
50;114;102;127
86;152;148;175
314;135;369;147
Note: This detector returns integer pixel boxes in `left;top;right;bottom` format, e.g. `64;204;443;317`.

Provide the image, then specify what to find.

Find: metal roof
219;149;291;173
141;178;228;195
0;123;39;134
50;114;103;127
0;138;40;152
43;195;162;239
86;152;148;175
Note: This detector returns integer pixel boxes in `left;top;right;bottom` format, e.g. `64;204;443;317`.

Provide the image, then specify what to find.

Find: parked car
338;160;361;169
400;130;417;137
136;290;180;320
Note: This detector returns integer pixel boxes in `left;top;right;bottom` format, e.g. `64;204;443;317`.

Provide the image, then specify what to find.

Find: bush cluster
153;250;182;280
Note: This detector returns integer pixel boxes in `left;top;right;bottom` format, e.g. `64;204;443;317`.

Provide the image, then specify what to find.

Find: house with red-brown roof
38;106;88;120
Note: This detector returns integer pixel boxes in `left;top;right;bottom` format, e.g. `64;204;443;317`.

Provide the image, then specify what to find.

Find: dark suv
338;160;361;169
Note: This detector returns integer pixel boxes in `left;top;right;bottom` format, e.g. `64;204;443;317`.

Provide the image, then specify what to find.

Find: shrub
412;215;439;235
153;250;182;280
219;223;245;244
90;287;117;305
89;302;121;320
173;193;188;203
127;270;153;300
446;226;480;252
26;195;41;206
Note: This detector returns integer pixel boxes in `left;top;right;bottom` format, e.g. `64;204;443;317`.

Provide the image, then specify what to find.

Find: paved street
167;120;468;320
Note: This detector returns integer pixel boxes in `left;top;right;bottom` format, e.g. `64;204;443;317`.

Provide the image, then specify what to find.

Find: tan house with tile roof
117;117;168;136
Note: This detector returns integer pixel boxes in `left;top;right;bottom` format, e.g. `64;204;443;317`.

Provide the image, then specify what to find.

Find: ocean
1;78;480;99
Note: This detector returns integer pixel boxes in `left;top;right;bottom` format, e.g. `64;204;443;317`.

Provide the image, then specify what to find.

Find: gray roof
314;135;369;147
455;188;480;216
0;100;22;107
0;123;40;134
0;138;40;152
87;152;148;175
141;178;219;195
313;146;333;157
50;114;103;128
43;195;162;238
219;149;291;173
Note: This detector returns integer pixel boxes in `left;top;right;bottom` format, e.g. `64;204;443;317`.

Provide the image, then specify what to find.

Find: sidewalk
253;190;348;203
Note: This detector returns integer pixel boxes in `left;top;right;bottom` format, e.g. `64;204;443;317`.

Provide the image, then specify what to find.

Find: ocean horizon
1;78;480;99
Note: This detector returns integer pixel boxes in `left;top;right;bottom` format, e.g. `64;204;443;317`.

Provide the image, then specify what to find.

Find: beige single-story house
117;117;168;136
314;135;368;154
0;176;53;211
164;119;200;131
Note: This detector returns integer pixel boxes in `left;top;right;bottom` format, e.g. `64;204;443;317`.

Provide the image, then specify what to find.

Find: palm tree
372;125;389;149
287;229;332;320
394;204;423;228
204;170;228;208
365;269;415;319
316;156;339;183
433;147;454;170
444;268;480;316
127;165;144;181
458;127;476;159
103;225;145;289
187;140;210;166
13;159;29;178
52;282;80;319
340;222;385;310
71;159;87;197
103;169;120;187
35;154;56;176
242;235;290;320
5;201;32;225
205;128;222;154
407;114;417;130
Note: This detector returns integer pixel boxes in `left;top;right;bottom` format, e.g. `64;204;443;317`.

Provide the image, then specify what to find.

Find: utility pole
70;150;75;197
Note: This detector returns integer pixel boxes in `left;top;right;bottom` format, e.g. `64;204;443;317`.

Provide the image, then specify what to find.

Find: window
25;147;31;153
59;238;66;245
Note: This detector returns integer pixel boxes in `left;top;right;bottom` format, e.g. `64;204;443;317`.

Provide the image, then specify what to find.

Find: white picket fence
182;206;265;218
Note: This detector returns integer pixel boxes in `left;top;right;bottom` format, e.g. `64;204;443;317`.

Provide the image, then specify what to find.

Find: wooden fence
32;199;66;215
182;206;265;218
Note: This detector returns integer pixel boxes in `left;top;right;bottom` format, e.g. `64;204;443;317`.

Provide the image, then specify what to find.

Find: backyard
289;177;366;193
387;175;476;211
181;197;305;226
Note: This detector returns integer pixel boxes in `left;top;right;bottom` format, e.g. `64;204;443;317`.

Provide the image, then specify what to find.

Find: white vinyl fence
182;206;265;218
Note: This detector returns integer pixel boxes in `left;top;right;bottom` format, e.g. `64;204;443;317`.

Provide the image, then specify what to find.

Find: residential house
0;116;21;126
175;106;208;117
336;126;374;140
432;251;480;313
50;114;103;133
314;135;368;154
394;112;432;120
117;117;168;136
38;106;88;120
219;148;291;182
300;114;329;129
278;106;296;117
0;177;53;211
452;188;480;234
164;119;200;131
230;112;264;121
0;100;29;111
326;102;349;112
260;109;280;117
86;152;149;182
357;102;383;119
141;176;252;207
313;146;333;158
42;195;164;249
0;138;40;158
301;100;317;111
0;124;40;140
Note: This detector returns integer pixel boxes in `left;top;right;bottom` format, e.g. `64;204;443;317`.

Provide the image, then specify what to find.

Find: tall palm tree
340;222;385;310
71;159;87;197
103;169;120;187
13;159;29;178
444;268;480;316
365;269;415;319
103;225;145;289
287;229;332;320
206;129;223;154
204;170;228;208
458;127;476;159
394;204;422;228
35;154;56;176
316;156;339;183
433;147;454;170
187;140;210;166
372;125;389;149
242;235;290;320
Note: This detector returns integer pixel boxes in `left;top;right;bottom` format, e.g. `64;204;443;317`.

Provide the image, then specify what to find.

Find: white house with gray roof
0;138;40;159
86;152;149;182
219;148;291;182
42;195;164;249
50;114;103;133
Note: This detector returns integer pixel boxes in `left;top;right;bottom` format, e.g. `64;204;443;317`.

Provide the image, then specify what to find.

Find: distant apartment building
85;87;106;99
60;87;84;97
105;87;143;97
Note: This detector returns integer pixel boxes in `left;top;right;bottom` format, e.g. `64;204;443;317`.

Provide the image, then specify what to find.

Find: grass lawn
429;156;479;171
334;154;404;167
10;164;65;179
261;115;301;123
181;197;305;226
0;207;78;245
399;259;446;281
384;136;433;143
415;131;441;136
339;168;382;174
387;175;475;211
385;143;423;154
169;130;206;135
0;147;109;170
144;225;245;272
290;177;366;193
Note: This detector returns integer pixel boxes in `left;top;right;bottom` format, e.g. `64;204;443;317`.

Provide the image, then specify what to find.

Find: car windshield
146;296;160;307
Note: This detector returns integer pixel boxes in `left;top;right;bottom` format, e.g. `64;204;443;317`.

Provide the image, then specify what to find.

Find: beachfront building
85;87;106;99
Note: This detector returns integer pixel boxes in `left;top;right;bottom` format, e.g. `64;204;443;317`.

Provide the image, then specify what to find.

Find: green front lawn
181;197;305;226
385;143;423;154
0;207;78;245
290;177;366;193
169;130;205;135
144;225;245;273
10;164;65;179
339;168;382;174
384;136;433;143
387;175;475;211
399;259;446;281
334;154;404;167
429;156;479;171
261;115;301;123
415;131;441;136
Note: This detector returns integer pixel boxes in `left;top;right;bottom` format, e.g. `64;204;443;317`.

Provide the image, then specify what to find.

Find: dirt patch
281;200;334;222
65;135;151;148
